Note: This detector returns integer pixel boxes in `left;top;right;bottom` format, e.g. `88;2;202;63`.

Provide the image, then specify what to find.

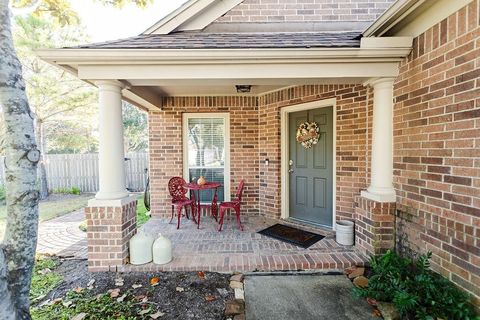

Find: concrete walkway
36;209;87;259
245;274;376;320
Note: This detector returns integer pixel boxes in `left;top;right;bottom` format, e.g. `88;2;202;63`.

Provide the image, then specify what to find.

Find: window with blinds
183;114;230;202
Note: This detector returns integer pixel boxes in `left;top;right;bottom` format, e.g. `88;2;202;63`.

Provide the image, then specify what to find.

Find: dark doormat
258;224;324;248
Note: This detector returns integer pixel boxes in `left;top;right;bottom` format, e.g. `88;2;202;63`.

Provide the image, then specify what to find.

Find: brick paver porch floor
119;215;368;273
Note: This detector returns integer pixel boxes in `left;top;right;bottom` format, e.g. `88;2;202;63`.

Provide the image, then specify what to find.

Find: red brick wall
214;0;394;23
257;84;372;220
86;199;137;272
355;196;395;255
393;1;480;305
148;96;259;217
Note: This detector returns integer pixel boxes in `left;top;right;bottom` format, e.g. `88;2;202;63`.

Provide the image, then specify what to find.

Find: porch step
117;216;368;273
118;250;368;273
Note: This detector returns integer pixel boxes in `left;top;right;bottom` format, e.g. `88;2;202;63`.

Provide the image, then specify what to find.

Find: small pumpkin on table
197;176;207;186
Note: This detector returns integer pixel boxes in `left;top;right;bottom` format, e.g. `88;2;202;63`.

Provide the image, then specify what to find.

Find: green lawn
136;196;150;226
0;194;93;239
1;194;149;238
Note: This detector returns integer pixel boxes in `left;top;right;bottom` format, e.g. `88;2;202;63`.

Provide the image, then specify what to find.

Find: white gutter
37;40;413;65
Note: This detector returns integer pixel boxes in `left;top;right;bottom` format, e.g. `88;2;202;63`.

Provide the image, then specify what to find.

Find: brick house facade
144;0;480;304
40;0;479;307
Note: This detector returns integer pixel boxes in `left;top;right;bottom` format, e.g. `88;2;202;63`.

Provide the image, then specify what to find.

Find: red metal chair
218;180;245;231
168;177;195;229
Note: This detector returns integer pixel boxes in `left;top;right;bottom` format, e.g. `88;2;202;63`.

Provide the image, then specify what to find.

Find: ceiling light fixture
235;85;252;93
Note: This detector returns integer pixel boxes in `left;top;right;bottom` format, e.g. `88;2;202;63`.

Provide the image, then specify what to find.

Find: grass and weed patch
30;256;63;302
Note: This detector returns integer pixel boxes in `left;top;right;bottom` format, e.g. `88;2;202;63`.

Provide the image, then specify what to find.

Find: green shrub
354;250;478;320
52;187;81;195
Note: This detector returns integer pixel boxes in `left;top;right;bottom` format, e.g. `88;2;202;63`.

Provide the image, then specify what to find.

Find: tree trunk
36;120;48;200
0;0;40;318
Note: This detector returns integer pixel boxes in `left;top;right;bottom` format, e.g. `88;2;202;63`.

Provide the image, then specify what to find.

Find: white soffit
364;0;474;37
143;0;244;35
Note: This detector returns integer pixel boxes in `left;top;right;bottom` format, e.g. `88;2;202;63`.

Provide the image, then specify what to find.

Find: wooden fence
0;153;148;192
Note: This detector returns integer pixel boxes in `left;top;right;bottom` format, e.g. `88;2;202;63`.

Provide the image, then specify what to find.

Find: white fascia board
78;62;401;80
176;0;244;32
360;37;413;49
363;0;424;37
143;0;215;35
37;41;412;83
364;0;473;37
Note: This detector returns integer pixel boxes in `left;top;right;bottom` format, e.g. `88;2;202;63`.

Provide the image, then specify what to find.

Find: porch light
235;85;252;93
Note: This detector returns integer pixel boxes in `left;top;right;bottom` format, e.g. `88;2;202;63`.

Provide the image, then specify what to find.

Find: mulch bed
35;258;234;320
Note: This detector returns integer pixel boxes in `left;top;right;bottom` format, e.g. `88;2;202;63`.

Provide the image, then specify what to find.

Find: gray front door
288;107;333;227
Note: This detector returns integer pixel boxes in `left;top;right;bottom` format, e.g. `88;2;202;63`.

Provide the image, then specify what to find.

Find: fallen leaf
197;271;206;279
117;294;127;302
39;299;51;307
135;294;147;301
73;287;84;293
87;279;95;289
142;297;149;303
32;294;46;302
150;311;165;319
115;277;124;286
52;298;63;305
205;295;216;302
38;268;52;275
150;277;160;286
71;313;87;320
109;288;121;298
176;287;184;292
216;288;229;297
138;308;151;315
372;308;382;317
366;297;377;306
132;284;142;289
62;301;73;308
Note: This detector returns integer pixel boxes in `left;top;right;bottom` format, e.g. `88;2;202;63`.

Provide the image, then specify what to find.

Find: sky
70;0;186;42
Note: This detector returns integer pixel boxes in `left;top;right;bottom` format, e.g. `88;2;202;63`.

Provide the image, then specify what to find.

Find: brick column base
85;196;137;272
354;195;396;256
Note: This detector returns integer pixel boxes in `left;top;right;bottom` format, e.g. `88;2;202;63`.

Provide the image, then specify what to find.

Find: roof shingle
72;32;362;49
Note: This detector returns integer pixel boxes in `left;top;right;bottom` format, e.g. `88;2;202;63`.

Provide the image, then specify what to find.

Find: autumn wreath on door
296;121;320;149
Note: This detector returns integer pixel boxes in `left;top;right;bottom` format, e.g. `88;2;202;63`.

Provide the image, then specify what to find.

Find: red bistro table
184;182;221;229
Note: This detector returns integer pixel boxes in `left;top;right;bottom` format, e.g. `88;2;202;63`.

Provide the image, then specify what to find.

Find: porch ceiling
127;77;369;97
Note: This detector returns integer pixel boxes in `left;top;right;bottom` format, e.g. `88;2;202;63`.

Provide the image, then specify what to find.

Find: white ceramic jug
153;233;173;265
129;230;155;265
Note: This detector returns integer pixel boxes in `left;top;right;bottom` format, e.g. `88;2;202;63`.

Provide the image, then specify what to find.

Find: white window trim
182;112;231;202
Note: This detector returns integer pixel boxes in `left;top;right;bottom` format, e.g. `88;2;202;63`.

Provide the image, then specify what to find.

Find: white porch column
95;80;128;200
361;78;396;203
